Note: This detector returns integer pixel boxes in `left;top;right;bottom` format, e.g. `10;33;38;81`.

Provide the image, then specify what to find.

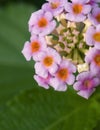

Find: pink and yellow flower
28;10;56;36
73;71;100;99
88;7;100;25
85;48;100;73
42;0;66;16
50;59;76;91
85;25;100;49
34;47;61;78
65;0;91;22
21;35;47;61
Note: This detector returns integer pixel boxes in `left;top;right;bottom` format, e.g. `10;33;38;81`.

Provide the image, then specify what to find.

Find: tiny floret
65;0;91;22
88;7;100;25
34;47;61;78
85;25;100;49
85;48;100;74
73;71;100;99
22;35;47;61
28;10;56;36
42;0;66;16
50;59;76;91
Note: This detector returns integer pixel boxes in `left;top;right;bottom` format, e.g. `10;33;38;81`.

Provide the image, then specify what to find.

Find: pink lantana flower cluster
22;0;100;99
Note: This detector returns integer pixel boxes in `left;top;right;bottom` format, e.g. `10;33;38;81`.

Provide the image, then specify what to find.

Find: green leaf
0;3;100;130
0;4;36;106
0;88;100;130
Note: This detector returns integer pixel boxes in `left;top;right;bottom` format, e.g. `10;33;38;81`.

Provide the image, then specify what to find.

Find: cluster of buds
22;0;100;99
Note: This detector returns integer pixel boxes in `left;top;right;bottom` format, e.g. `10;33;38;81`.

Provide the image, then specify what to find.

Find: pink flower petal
66;13;86;22
85;26;95;46
65;2;72;12
47;47;61;64
66;74;75;85
35;62;48;78
50;78;67;91
44;11;53;21
34;75;50;89
21;41;31;61
32;52;46;61
73;81;82;91
48;63;58;74
77;89;95;99
39;20;56;36
72;0;89;4
82;5;91;14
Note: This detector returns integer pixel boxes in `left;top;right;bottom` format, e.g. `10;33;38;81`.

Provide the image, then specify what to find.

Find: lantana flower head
22;0;100;99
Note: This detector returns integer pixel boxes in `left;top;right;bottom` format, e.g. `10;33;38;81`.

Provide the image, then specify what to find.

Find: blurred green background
0;0;100;130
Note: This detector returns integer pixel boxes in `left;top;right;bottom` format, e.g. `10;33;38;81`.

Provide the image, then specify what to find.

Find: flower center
93;32;100;42
84;80;92;88
51;2;60;9
95;13;100;23
31;41;40;53
94;54;100;66
47;20;87;64
43;56;54;67
57;68;69;81
72;4;83;14
38;17;48;28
